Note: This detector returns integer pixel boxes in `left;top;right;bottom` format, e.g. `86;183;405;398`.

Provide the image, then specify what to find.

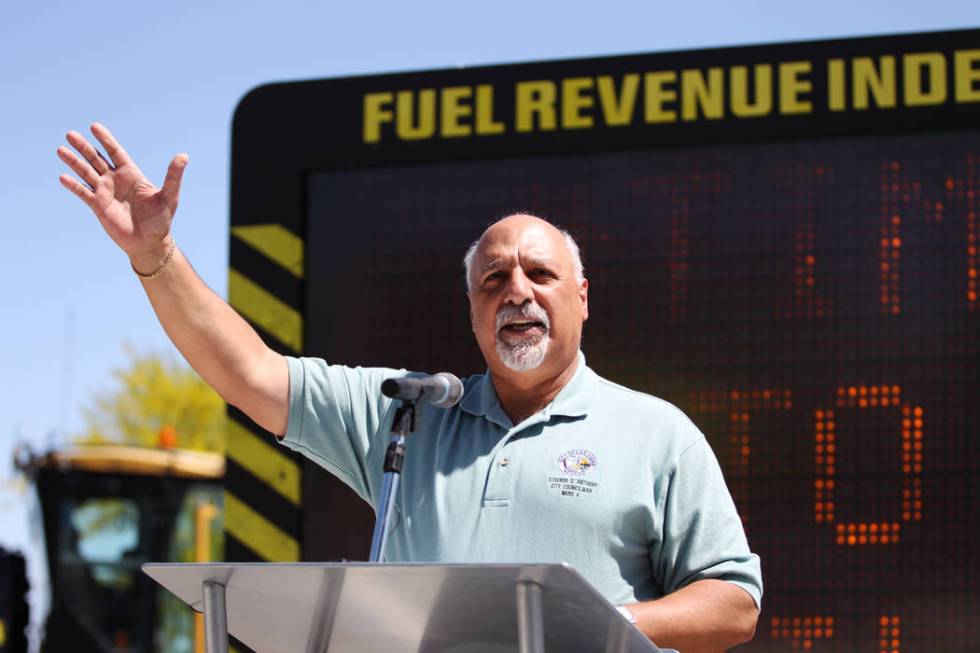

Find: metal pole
369;401;416;562
202;581;229;653
194;502;219;653
516;580;545;653
369;454;403;562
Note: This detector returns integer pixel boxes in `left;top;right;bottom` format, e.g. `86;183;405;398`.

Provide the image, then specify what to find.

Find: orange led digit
880;163;904;316
879;615;901;653
772;166;834;319
819;387;924;544
771;615;835;649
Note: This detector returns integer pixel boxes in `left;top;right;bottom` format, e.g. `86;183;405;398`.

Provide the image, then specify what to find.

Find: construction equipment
17;445;222;653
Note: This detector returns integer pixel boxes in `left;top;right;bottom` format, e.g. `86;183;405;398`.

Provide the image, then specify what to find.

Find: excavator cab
20;446;222;653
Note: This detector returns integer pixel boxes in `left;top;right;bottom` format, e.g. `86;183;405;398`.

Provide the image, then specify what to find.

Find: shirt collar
460;351;596;425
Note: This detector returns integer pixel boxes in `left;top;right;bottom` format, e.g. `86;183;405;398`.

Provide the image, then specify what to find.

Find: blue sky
1;0;977;632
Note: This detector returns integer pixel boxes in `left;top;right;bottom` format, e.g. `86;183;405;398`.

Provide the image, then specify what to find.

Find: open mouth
495;303;550;344
499;319;548;339
500;320;546;333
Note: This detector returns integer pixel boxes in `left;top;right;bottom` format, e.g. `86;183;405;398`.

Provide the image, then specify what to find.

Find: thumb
160;153;189;208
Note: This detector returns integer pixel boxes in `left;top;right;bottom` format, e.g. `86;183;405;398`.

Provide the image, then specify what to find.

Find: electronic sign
228;29;980;651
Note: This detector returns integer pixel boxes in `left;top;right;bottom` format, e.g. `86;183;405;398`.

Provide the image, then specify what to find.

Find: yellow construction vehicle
17;445;223;653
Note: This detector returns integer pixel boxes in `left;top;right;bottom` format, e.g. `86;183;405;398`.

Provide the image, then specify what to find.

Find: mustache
496;303;550;331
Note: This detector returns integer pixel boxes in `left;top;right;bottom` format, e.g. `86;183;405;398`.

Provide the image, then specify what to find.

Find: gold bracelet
131;241;177;280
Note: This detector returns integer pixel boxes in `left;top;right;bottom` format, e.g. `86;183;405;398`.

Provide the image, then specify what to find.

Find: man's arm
58;124;289;434
134;243;289;434
624;579;758;652
637;429;763;651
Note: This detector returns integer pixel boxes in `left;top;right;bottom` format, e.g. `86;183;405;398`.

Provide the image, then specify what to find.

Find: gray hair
463;223;585;291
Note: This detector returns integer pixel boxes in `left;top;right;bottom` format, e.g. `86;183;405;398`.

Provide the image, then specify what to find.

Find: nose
503;268;534;306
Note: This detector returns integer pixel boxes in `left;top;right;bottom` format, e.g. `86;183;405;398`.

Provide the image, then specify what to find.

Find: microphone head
381;373;465;407
432;372;464;408
380;378;403;399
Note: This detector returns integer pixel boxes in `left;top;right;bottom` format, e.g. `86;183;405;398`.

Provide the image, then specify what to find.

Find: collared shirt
281;352;762;607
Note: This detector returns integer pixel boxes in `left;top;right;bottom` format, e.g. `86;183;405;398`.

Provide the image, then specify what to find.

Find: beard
495;302;550;372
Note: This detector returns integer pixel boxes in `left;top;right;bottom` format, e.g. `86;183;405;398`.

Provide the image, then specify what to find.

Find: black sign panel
232;29;980;651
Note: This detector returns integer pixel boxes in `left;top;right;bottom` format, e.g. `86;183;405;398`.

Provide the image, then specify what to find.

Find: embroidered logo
557;449;598;476
550;449;600;498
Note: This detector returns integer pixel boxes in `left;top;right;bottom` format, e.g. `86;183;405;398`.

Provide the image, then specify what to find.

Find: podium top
144;562;663;653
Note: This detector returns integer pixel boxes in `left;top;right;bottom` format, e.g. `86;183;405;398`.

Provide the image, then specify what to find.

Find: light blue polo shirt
281;353;762;608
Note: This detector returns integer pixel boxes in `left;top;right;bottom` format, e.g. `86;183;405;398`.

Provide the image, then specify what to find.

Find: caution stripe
226;419;300;506
226;221;304;583
228;268;303;352
224;491;300;562
225;533;263;563
225;457;299;537
232;224;304;278
229;238;301;311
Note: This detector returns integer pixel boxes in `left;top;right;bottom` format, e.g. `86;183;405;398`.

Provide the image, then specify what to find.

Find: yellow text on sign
362;49;980;143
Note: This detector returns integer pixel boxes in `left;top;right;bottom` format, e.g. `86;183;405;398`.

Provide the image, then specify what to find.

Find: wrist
130;237;177;279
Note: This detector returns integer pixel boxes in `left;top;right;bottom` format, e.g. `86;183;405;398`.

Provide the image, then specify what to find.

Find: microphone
381;372;464;408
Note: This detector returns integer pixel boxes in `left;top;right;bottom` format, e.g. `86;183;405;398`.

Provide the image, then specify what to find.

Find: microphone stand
368;399;419;562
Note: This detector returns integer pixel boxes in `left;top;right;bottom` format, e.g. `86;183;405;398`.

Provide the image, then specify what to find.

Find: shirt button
499;457;511;467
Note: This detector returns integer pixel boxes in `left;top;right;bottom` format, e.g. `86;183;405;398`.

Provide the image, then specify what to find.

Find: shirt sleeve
654;435;764;609
278;356;402;507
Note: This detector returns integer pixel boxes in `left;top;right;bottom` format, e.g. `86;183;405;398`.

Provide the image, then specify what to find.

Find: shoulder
587;367;705;451
590;368;694;424
286;356;408;397
288;356;405;377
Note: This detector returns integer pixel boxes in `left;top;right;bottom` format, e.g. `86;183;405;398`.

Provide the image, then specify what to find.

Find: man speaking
58;124;761;651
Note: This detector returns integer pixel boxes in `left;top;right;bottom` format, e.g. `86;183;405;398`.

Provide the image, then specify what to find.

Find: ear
579;278;589;321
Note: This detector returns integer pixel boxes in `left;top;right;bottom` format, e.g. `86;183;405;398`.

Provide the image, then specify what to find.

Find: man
58;124;761;651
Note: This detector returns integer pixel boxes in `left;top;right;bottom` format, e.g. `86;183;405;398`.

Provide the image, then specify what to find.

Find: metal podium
143;562;665;653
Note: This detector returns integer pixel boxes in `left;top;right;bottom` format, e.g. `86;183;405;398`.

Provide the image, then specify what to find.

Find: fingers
160;153;189;207
65;130;112;175
57;145;101;190
59;173;96;208
90;123;132;169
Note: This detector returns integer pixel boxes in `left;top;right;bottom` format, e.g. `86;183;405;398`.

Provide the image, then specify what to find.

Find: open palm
58;123;188;257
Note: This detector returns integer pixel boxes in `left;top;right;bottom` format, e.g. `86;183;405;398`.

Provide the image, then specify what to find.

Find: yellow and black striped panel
226;223;305;653
225;223;304;565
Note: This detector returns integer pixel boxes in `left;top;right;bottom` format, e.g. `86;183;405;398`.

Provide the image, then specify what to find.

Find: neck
490;354;580;425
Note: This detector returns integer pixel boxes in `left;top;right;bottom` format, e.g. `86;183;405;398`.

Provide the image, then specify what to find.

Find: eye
529;268;556;279
483;271;505;285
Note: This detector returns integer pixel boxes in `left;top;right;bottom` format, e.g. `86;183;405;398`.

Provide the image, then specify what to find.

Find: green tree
78;347;225;453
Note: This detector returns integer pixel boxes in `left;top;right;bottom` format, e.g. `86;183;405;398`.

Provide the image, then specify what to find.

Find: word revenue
362;49;980;143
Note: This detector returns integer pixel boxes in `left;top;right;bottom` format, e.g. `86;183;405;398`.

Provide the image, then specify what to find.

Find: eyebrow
480;256;557;275
525;257;557;269
480;259;505;275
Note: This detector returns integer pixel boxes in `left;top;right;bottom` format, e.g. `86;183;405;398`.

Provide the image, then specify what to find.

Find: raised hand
57;123;188;273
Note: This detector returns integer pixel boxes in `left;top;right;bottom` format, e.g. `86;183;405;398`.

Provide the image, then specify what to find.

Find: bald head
465;213;589;381
463;214;584;291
